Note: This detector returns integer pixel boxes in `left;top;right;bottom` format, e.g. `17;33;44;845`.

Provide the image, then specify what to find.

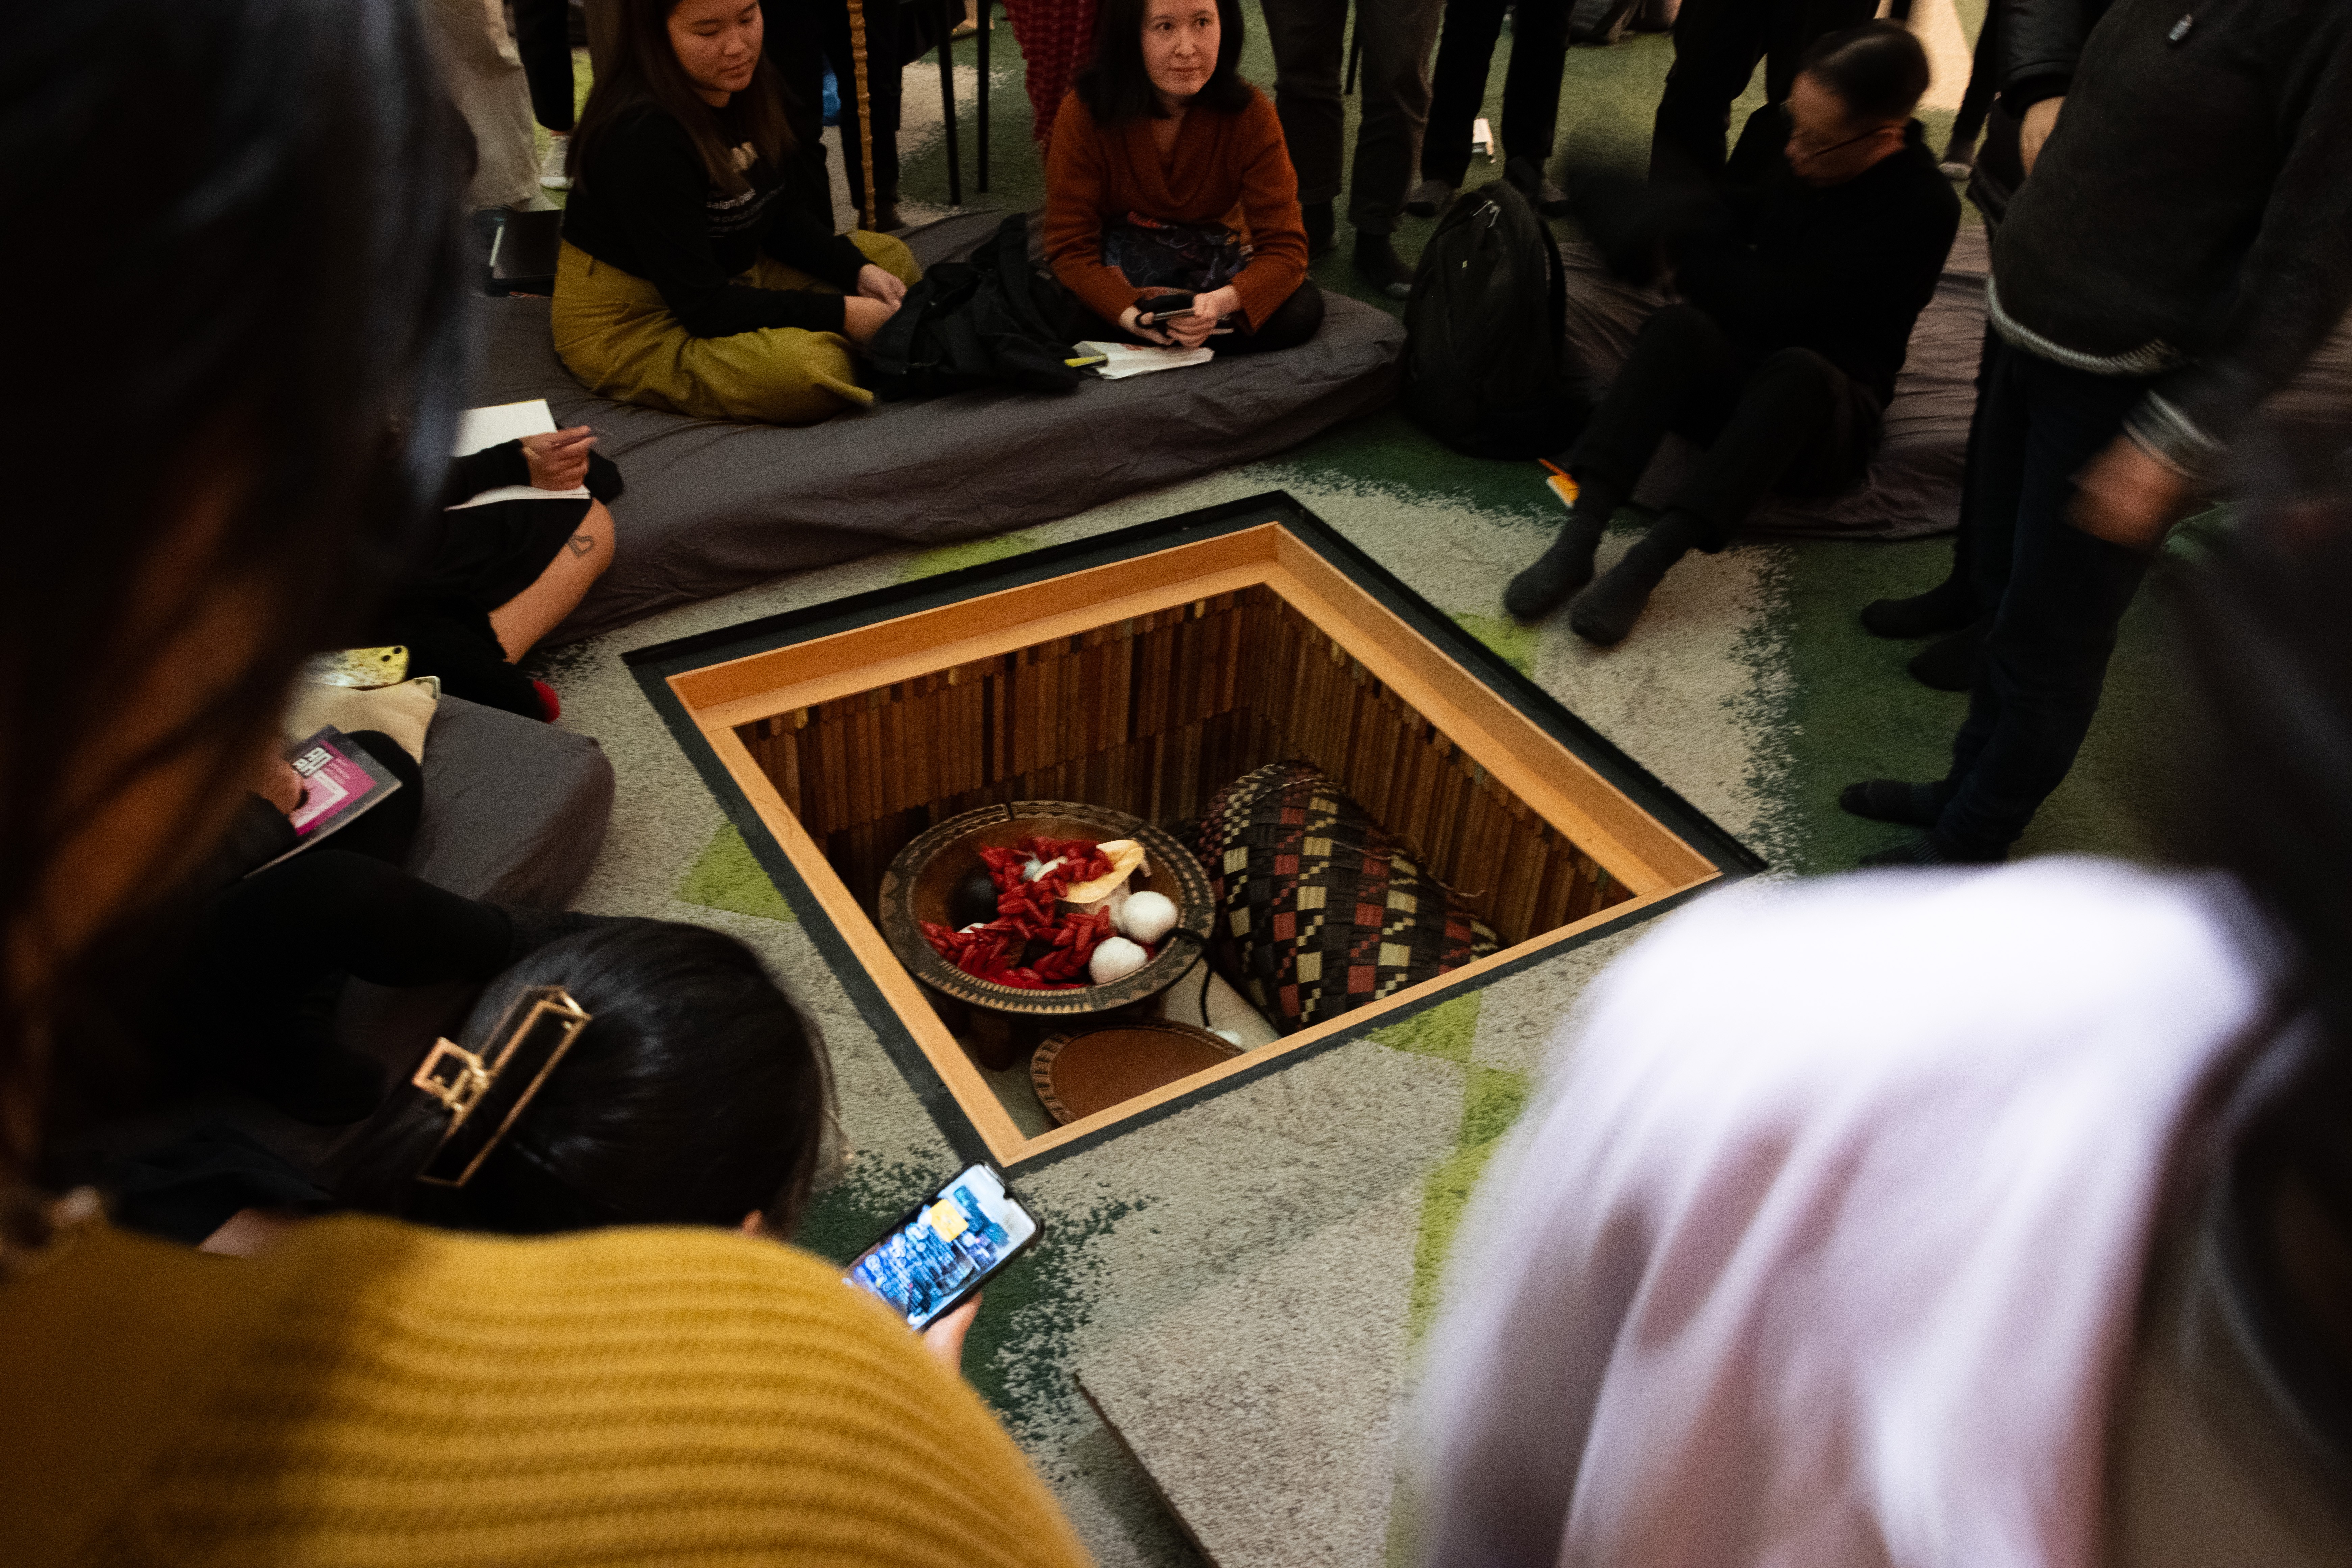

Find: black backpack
1400;176;1586;460
868;213;1084;400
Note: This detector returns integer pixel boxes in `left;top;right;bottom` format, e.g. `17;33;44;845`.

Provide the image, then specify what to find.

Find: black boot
1861;574;1975;639
1856;832;2004;869
1908;618;1987;692
1568;511;1707;645
1353;230;1415;300
1838;779;1952;829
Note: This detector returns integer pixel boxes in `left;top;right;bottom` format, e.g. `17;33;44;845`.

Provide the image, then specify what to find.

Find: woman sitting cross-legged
554;0;921;424
1044;0;1325;356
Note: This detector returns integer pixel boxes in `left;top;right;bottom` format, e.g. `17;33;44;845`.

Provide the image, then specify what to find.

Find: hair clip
410;986;592;1188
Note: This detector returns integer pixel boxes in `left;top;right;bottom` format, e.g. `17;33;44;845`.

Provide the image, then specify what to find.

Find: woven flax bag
1192;761;1498;1034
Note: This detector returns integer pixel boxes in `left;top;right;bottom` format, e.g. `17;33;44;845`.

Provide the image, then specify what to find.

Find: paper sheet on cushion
448;397;591;508
1077;341;1216;380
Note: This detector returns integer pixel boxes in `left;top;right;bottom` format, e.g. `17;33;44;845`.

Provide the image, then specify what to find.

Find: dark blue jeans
1936;338;2154;856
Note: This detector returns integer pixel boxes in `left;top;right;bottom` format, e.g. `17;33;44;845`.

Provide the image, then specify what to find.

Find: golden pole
845;0;878;230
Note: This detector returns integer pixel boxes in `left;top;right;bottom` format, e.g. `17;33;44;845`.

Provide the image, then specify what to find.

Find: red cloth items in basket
920;836;1148;988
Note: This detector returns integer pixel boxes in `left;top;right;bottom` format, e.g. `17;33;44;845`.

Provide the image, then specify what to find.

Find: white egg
1115;890;1179;945
1088;936;1148;985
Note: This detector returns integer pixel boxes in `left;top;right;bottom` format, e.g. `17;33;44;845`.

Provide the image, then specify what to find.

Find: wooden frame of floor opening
627;492;1761;1171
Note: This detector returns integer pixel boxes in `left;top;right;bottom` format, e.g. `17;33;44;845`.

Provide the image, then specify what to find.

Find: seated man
1506;21;1959;645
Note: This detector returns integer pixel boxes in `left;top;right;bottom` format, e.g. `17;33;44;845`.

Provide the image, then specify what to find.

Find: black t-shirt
562;105;870;338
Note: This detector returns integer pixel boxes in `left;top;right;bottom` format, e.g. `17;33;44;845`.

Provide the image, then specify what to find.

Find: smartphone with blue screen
844;1162;1042;1331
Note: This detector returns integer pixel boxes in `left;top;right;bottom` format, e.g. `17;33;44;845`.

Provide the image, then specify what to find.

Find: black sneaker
1404;178;1453;218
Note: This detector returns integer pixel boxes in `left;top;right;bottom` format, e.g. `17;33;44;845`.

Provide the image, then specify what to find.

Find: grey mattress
470;211;1405;644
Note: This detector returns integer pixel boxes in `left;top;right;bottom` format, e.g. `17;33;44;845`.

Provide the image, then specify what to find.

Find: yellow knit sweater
0;1216;1092;1567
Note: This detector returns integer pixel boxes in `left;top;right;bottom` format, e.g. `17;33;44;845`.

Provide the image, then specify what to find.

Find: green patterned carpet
525;5;2190;1562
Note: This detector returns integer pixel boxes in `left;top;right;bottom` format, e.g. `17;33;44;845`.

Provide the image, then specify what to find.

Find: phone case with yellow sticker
303;646;410;689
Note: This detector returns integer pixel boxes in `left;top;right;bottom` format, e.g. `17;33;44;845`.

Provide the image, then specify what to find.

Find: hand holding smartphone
845;1162;1041;1331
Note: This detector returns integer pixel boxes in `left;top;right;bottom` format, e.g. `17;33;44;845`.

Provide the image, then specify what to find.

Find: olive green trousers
551;231;920;425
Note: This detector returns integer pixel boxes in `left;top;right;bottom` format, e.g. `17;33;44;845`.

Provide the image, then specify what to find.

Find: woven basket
1192;761;1498;1035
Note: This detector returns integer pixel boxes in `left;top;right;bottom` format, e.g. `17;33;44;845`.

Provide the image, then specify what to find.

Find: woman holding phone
554;0;923;424
0;0;1081;1559
1044;0;1325;355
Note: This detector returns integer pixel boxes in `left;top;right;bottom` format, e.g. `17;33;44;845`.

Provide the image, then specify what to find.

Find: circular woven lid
1031;1020;1242;1126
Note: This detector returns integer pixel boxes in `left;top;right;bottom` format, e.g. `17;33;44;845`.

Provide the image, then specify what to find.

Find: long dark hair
0;0;469;1176
2170;490;2352;1467
336;921;836;1236
569;0;794;193
1073;0;1253;125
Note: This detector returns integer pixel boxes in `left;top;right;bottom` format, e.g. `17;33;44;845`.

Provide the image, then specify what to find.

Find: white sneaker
539;133;572;191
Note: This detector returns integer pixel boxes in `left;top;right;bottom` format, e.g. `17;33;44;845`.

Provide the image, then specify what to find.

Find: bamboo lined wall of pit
734;584;1628;941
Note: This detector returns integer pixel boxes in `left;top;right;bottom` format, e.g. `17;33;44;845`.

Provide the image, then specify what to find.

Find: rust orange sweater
1044;87;1309;332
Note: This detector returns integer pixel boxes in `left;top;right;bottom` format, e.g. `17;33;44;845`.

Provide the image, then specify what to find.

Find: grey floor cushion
470;211;1406;644
1560;226;1992;542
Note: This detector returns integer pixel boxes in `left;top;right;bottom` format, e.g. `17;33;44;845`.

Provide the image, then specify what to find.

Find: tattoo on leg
567;534;594;557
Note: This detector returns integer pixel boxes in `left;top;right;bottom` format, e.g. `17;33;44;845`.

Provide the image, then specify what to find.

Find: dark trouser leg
764;0;837;228
387;599;546;721
824;0;903;214
1761;0;1880;103
1665;346;1876;549
1498;0;1573;170
1508;305;1737;621
1949;0;2001;146
1348;0;1446;232
197;851;513;1000
1422;0;1511;188
1649;0;1770;186
183;850;516;1120
513;0;579;133
1565;304;1742;503
1569;342;1872;642
1261;0;1348;209
1221;282;1327;354
1935;347;2153;858
328;730;426;867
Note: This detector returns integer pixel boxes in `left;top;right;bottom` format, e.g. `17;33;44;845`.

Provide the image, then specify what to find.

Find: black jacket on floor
1573;120;1960;409
1990;0;2352;451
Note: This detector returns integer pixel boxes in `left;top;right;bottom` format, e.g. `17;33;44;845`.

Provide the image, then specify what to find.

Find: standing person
423;0;542;208
1933;0;1999;177
0;1;1090;1561
1405;0;1573;219
1842;0;2352;867
555;0;922;424
1005;0;1100;158
1044;0;1325;356
1414;490;2352;1568
762;0;907;229
1260;0;1446;299
1506;24;1957;645
515;0;583;188
1649;0;1877;188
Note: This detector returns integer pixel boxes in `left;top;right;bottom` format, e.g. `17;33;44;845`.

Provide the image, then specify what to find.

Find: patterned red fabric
1002;0;1098;152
